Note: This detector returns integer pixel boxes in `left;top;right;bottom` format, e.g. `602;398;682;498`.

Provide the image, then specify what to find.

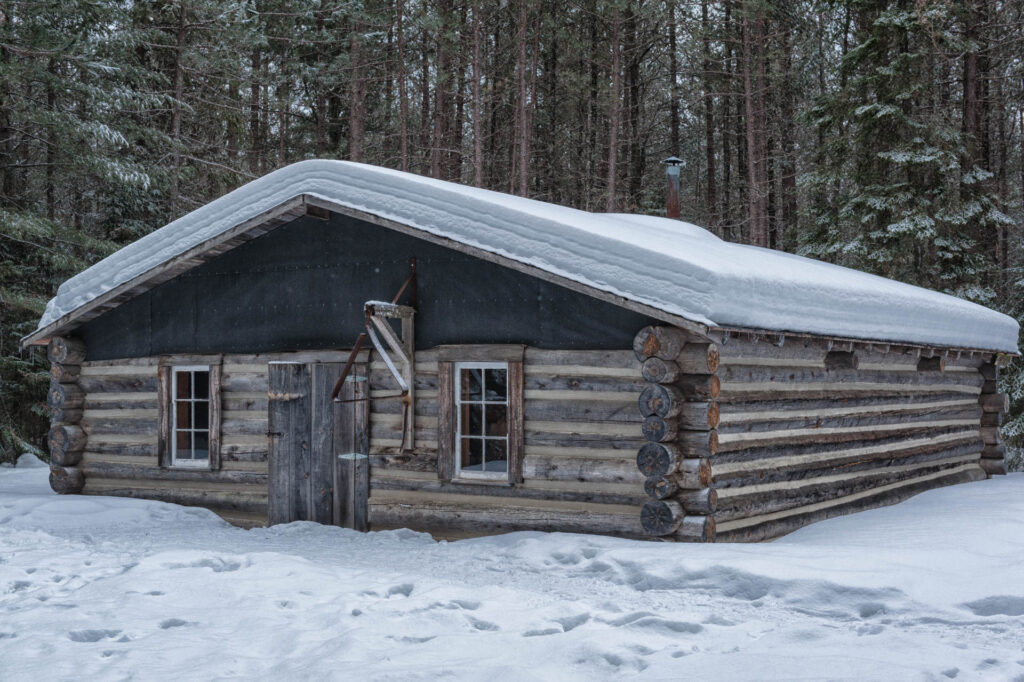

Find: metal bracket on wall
331;257;418;452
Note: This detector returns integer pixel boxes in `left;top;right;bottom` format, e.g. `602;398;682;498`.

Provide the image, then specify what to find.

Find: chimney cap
661;156;683;166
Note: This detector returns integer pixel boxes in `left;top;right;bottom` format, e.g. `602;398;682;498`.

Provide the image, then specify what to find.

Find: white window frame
171;364;212;468
454;361;509;480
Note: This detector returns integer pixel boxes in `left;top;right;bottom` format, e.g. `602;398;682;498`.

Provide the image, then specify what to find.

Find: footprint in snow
159;618;192;629
467;616;499;631
555;613;589;632
962;595;1024;617
68;629;121;643
387;583;413;597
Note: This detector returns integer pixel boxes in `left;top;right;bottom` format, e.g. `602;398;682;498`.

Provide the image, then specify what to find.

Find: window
157;359;222;471
437;346;524;485
172;366;211;467
455;363;508;478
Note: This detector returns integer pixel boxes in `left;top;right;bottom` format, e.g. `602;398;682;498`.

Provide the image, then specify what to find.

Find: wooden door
268;361;369;528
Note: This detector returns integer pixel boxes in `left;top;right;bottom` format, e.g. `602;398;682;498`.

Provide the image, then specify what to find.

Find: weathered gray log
48;382;84;410
982;379;998;394
978;444;1003;458
980;444;1005;460
81;461;267;485
49;406;83;424
49;465;84;494
48;424;86;466
680;402;720;430
641;357;681;384
644;476;678;499
980;426;1000;445
638;383;685;419
676;343;720;374
633;326;688;361
917;356;946;372
979;393;1009;413
979;458;1007;476
675;515;716;542
637;442;683;476
679;488;718;514
678;374;721;400
49;363;81;383
979;363;997;380
48;337;86;365
678;429;719;457
678;458;713;488
824;350;858;370
715;468;983;542
981;412;1003;427
78;375;159;393
641;499;684;535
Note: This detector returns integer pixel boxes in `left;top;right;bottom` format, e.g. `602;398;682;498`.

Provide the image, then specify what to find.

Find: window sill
170;461;211;470
452;474;512;487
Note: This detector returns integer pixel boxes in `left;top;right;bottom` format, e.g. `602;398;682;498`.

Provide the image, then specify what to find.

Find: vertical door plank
268;362;311;525
310;363;342;525
334;362;369;531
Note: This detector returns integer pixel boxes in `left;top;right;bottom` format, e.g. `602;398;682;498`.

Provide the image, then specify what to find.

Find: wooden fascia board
706;325;1014;361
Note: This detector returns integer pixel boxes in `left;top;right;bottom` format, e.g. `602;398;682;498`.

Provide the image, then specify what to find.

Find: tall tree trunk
668;2;679;156
397;0;409;171
46;60;55;221
701;0;716;226
779;19;797;242
170;0;187;215
513;0;530;195
606;10;621;212
742;3;767;247
471;3;483;186
249;47;262;174
349;17;366;162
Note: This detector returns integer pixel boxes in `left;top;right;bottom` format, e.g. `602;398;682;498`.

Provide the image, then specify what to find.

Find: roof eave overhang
21;194;712;349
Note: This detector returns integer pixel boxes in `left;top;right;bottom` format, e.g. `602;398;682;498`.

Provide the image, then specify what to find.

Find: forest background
1;0;1023;468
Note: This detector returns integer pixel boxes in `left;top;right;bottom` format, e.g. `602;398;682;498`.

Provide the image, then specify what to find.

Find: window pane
461;368;482;401
176;430;192;459
194;432;209;459
194;371;209;400
175;371;191;399
484;440;508;472
484;369;507;401
176;401;191;429
461;438;483;469
461;403;482;437
194;401;210;430
485;405;507;436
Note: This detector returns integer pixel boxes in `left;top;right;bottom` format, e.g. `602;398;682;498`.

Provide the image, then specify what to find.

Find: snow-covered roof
32;159;1019;352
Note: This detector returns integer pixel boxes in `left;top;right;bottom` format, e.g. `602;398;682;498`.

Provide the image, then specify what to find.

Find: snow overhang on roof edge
25;159;1021;355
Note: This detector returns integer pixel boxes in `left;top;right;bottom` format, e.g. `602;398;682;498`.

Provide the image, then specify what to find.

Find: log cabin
24;160;1019;541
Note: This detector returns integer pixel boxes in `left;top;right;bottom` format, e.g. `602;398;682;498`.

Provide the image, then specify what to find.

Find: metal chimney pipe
662;156;682;219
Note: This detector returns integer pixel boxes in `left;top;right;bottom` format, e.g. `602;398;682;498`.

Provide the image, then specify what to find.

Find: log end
979;458;1008;477
641;499;684;536
49;466;85;494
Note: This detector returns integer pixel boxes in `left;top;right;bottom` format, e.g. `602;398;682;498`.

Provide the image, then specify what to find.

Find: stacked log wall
74;351;358;528
74;347;647;535
977;361;1010;476
708;333;992;542
47;337;87;494
632;326;717;542
367;348;648;538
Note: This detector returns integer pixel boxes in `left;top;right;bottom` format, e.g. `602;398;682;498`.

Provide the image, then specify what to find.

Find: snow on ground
2;461;1023;681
